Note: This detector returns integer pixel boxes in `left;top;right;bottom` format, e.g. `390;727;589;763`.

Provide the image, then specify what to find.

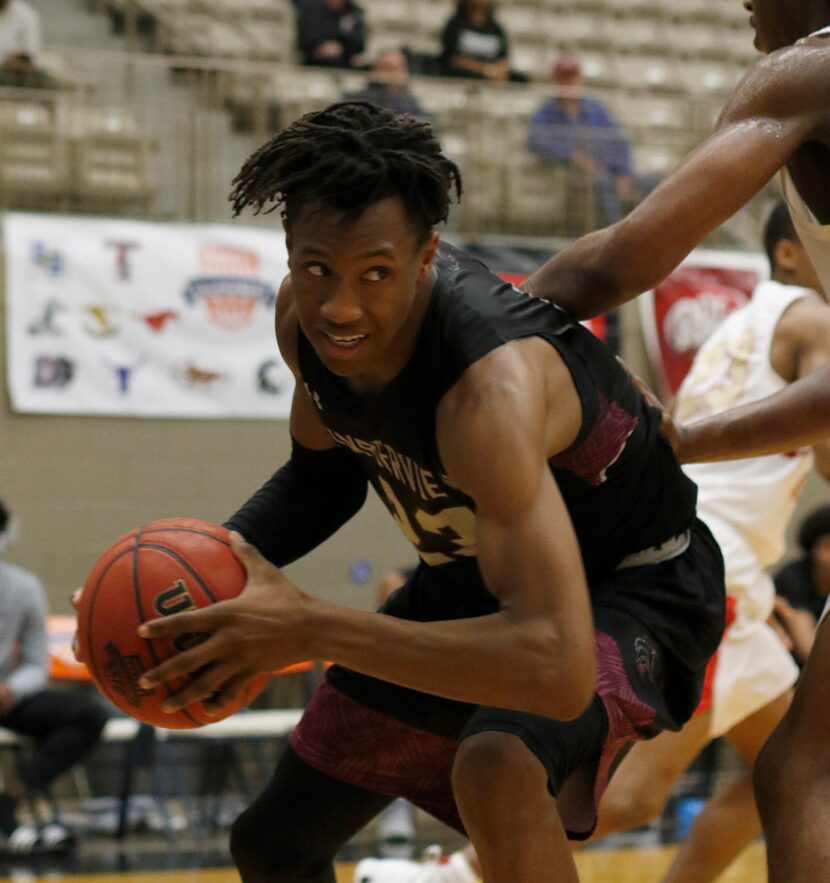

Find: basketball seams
82;545;134;695
83;518;258;729
134;527;202;727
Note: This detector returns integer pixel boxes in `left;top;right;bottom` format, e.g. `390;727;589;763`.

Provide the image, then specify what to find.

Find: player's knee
230;805;328;882
603;785;665;830
452;732;546;828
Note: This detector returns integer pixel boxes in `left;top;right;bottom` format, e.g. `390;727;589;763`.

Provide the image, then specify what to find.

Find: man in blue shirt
528;54;648;228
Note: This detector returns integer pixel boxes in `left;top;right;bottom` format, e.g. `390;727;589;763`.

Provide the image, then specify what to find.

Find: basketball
77;518;268;729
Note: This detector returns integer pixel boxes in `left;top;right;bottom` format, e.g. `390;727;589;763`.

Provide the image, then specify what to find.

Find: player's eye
363;266;390;282
305;263;329;277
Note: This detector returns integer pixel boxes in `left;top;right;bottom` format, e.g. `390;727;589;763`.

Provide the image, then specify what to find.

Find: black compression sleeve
224;439;368;567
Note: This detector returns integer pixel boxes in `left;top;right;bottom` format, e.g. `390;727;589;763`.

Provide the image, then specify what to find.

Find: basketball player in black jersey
135;103;725;883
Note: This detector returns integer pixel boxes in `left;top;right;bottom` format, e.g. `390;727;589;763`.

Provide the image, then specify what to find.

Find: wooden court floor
0;842;767;882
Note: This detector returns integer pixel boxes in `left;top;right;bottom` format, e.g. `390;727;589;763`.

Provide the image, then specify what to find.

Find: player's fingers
159;663;236;713
137;636;217;689
202;672;255;716
138;607;216;640
72;630;85;663
71;587;83;610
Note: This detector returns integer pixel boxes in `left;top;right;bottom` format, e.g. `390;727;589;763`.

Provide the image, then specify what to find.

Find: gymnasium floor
0;810;768;883
0;844;768;882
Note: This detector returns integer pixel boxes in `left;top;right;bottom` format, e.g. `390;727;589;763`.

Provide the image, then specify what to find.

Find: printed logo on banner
170;361;230;392
28;299;65;336
103;359;145;395
105;240;140;281
30;242;65;277
33;356;74;388
136;309;179;332
83;305;120;338
640;262;760;398
662;289;746;355
182;245;276;331
257;358;285;395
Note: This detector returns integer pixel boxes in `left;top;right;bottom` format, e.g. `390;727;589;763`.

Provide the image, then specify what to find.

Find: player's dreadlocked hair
229;101;462;241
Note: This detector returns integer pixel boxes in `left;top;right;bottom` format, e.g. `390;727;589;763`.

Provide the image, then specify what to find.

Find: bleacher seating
0;0;770;238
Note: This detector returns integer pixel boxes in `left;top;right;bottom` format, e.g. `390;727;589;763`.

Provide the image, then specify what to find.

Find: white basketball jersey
678;280;817;568
781;167;830;292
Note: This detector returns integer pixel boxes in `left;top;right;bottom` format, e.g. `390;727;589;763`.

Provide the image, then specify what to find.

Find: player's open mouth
323;332;367;348
320;331;369;360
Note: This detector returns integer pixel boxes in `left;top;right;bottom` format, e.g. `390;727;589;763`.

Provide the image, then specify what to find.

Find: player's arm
139;340;595;720
296;337;595;719
224;276;368;566
678;299;830;464
522;50;827;319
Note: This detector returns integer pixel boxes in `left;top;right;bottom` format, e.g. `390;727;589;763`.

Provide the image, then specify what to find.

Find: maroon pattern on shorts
591;630;657;813
289;681;464;832
290;630;658;839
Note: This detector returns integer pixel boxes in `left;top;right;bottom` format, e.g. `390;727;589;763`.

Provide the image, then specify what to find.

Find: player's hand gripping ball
77;518;268;728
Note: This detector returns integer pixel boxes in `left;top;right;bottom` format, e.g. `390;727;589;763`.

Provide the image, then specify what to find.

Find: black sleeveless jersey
297;242;697;586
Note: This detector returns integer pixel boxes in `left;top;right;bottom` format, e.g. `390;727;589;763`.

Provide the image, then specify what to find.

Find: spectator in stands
343;49;428;121
773;504;830;665
440;0;524;83
297;0;367;70
0;0;46;88
528;53;653;228
0;498;109;855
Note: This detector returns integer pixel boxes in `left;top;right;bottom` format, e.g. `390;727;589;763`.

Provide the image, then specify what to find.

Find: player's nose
319;284;363;325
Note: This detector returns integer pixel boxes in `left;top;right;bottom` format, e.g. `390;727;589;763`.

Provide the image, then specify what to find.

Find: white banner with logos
4;213;294;418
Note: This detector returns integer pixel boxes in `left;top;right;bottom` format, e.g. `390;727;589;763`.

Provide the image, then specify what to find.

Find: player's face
286;196;439;394
743;0;814;51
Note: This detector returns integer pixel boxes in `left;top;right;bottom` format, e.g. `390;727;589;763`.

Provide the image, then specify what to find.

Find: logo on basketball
182;245;276;331
154;579;195;617
104;641;153;708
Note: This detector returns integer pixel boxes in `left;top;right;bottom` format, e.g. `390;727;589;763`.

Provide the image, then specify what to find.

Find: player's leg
232;744;392;883
588;710;711;840
755;617;830;882
452;697;609;883
660;687;791;883
0;689;109;792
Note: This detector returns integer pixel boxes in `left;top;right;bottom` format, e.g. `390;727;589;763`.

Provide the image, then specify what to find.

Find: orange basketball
78;518;268;729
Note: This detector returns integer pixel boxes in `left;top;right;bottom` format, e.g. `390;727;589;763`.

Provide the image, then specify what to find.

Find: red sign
639;253;766;398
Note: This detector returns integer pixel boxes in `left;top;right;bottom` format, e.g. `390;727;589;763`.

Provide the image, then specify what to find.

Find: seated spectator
773;504;830;665
0;0;47;88
440;0;524;83
343;49;428;120
0;498;109;855
297;0;367;70
528;53;656;228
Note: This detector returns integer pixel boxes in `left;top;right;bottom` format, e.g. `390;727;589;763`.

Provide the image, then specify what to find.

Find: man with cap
527;53;654;231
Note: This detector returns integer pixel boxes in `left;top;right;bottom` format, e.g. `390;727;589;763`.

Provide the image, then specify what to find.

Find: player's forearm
678;367;830;462
305;600;594;720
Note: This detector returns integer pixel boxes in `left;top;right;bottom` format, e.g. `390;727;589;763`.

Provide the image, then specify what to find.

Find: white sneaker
354;846;478;883
5;823;40;854
40;821;75;853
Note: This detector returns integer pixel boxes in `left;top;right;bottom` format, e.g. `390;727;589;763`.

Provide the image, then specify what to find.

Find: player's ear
417;231;440;281
773;238;798;276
